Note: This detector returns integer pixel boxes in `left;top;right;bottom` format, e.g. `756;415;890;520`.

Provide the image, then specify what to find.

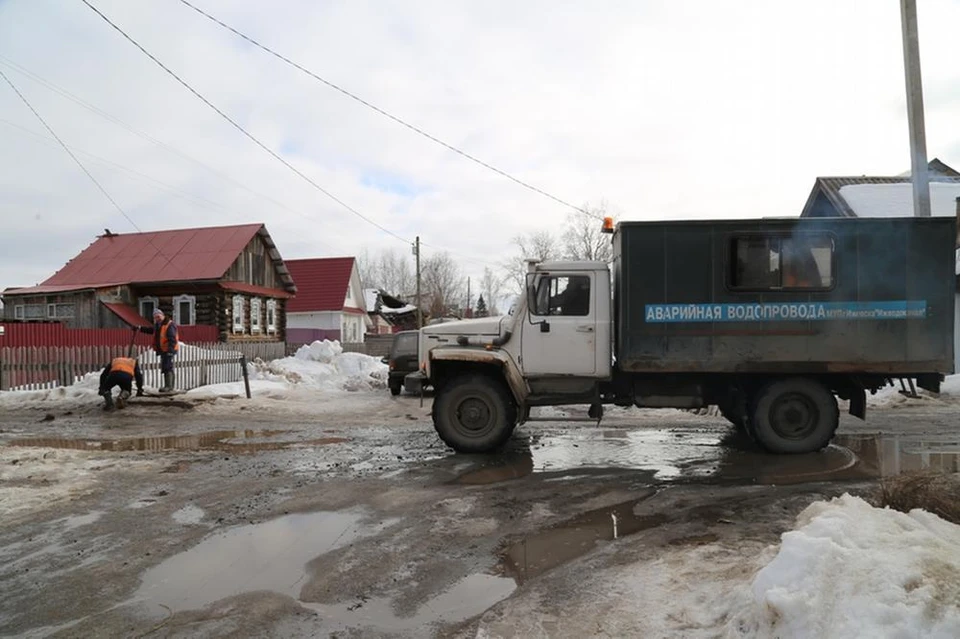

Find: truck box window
731;234;834;290
535;275;591;316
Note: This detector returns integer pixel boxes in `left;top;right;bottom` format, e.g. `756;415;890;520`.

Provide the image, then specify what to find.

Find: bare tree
356;248;378;289
479;267;505;315
562;202;614;262
422;251;465;317
500;230;560;294
355;248;414;298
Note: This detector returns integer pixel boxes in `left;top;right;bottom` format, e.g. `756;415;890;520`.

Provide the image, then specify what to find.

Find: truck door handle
576;325;595;333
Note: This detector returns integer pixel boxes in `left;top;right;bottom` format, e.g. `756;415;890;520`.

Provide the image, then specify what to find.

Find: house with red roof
1;223;296;342
285;257;372;345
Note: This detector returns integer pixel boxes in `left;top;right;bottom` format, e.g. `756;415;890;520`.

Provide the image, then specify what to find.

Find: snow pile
0;372;101;409
256;340;387;392
188;340;388;399
734;494;960;637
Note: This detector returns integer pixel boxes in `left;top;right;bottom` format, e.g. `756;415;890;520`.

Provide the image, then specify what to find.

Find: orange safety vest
157;320;180;353
111;357;136;376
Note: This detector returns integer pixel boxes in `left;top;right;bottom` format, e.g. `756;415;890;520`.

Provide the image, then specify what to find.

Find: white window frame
266;299;277;334
173;294;196;326
232;295;245;333
47;304;57;319
14;305;24;320
250;298;262;334
139;296;159;320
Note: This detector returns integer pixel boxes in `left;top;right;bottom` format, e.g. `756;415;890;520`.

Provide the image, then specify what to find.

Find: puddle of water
457;431;960;487
6;430;347;454
502;490;662;583
304;573;516;633
135;510;390;615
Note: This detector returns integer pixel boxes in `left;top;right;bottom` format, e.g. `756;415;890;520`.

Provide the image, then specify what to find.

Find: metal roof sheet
41;224;264;288
102;301;151;327
285;257;355;312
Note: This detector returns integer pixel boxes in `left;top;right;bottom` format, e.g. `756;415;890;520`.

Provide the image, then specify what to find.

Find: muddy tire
389;381;401;396
433;374;517;453
750;378;838;454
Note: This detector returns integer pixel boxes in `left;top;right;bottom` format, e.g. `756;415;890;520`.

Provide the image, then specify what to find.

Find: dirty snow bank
0;372;101;409
187;340;387;399
732;494;960;638
868;374;960;408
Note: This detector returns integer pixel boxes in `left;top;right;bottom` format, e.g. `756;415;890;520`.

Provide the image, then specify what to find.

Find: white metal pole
900;0;931;217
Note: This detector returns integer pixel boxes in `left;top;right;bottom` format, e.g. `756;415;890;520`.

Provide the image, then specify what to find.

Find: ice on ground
0;446;157;522
172;504;205;525
732;494;960;638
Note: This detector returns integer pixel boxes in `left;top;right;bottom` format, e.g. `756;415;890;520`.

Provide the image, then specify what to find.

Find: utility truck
412;216;956;454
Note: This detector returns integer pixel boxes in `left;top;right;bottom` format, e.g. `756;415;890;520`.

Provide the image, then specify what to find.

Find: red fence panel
0;323;219;348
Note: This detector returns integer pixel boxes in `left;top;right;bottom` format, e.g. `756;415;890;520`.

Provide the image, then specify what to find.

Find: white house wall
340;314;366;343
287;311;341;330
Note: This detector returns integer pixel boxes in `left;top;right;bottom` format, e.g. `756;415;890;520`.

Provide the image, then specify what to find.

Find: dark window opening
730;234;834;290
535;275;591;316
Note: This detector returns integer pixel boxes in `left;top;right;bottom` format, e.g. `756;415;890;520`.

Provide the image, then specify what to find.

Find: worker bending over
99;356;144;410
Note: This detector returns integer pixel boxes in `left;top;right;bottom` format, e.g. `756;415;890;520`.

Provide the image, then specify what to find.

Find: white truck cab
416;260;611;452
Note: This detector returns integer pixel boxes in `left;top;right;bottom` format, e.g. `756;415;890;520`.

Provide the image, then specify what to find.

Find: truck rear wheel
750;378;838;454
433;374;517;453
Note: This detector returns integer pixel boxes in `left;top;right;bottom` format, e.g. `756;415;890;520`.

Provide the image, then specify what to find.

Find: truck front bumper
404;371;428;394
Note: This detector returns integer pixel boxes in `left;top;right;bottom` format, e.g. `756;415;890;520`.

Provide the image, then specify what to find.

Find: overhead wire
0;67;140;231
174;0;601;221
0;54;339;233
0;69;210;289
1;118;249;219
80;0;413;245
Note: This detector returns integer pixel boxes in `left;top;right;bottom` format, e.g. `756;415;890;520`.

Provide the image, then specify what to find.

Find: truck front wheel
433;374;517;453
750;378;838;454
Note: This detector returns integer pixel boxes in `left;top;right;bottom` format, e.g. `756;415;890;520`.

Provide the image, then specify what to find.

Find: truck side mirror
525;273;539;314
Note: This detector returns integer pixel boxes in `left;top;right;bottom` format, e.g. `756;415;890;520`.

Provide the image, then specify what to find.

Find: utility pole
466;277;471;318
900;0;931;217
413;236;422;329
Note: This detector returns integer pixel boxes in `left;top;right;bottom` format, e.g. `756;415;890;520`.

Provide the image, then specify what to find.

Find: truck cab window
731;234;833;290
536;276;590;316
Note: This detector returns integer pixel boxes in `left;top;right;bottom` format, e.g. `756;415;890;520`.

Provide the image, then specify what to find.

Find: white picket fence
0;342;251;392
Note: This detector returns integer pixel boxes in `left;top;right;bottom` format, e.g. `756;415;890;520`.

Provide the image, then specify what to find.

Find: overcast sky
1;0;958;294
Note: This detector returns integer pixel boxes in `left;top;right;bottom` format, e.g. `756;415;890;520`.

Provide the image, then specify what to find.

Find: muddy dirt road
1;394;957;638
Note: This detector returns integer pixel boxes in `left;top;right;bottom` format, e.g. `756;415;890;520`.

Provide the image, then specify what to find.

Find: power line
0;67;139;230
0;69;207;288
0;54;335;230
81;0;413;244
1;118;250;220
175;0;601;221
0;55;334;249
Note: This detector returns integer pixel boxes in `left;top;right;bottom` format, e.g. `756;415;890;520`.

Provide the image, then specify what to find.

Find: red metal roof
220;281;294;299
23;224;265;292
285;257;355;312
102;301;151;327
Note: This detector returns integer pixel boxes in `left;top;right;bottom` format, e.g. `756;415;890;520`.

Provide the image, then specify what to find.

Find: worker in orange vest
138;308;179;392
99;356;144;410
